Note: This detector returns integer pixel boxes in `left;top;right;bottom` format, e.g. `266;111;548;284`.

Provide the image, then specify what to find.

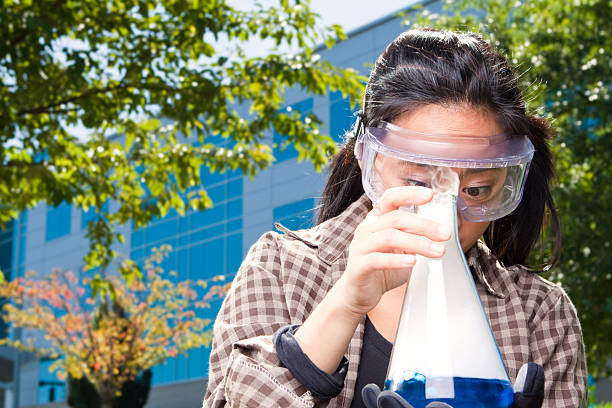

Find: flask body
383;194;513;408
385;373;514;408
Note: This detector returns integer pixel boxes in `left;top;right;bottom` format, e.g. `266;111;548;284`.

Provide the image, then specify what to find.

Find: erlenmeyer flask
384;168;514;408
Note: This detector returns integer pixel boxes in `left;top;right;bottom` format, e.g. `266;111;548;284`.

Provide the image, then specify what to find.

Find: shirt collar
272;193;371;266
315;194;372;265
465;240;508;299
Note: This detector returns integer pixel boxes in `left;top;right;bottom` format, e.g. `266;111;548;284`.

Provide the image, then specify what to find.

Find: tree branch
16;84;126;116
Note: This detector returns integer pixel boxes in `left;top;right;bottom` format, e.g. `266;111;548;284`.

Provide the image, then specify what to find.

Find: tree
0;246;225;408
0;0;364;403
409;0;612;377
0;0;363;277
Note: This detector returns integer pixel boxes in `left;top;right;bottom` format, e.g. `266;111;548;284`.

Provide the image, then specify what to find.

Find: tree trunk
99;390;115;408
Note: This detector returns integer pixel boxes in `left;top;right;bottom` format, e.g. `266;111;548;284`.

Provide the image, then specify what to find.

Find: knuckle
390;210;403;225
380;232;395;247
363;253;377;269
418;235;432;251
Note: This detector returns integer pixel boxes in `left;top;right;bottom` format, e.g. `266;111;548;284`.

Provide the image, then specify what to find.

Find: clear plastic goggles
355;122;535;222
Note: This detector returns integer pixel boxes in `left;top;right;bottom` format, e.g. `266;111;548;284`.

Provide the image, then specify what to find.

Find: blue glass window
132;228;144;248
176;354;188;382
205;238;224;277
130;247;145;262
189;224;224;245
227;178;243;199
206;184;226;203
46;202;71;241
201;165;225;187
145;219;177;244
178;233;190;247
187;347;206;379
178;215;190;234
273;198;316;230
226;199;242;218
226;218;242;234
191;204;225;230
152;357;176;385
329;91;357;143
189;243;206;280
178;248;189;281
274;98;314;162
226;233;243;275
38;358;66;404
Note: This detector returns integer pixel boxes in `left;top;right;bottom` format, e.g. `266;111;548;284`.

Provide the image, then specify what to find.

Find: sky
309;0;415;33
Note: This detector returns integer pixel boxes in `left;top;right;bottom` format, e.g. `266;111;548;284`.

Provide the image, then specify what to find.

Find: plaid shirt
202;194;587;407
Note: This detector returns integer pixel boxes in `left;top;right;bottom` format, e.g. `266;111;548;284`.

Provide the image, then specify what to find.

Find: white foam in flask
384;168;514;408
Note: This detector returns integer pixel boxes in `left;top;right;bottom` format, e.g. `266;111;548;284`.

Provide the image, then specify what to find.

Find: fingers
363;209;452;241
357;229;446;258
361;384;381;408
361;252;416;289
376;186;433;214
361;251;417;270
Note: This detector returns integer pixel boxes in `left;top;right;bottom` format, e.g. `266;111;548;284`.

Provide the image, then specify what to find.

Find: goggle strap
353;110;365;160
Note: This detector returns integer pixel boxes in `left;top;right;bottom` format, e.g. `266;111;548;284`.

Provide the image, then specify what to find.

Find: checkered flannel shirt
202;194;587;408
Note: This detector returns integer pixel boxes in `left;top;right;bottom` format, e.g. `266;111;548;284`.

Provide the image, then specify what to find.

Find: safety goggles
354;122;535;222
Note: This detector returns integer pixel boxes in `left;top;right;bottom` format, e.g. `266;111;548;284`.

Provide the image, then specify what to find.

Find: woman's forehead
393;105;504;138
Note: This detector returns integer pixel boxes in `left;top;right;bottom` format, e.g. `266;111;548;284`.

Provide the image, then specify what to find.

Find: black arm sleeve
273;325;349;401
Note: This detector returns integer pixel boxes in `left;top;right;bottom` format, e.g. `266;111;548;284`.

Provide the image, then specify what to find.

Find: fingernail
430;243;445;255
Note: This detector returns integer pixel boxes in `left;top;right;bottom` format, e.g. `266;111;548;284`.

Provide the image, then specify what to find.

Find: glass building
0;4;448;407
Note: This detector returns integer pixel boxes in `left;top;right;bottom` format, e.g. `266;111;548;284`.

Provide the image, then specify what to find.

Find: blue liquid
384;375;514;408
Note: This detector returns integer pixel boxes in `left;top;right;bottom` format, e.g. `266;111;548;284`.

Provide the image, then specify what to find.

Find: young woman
202;29;587;408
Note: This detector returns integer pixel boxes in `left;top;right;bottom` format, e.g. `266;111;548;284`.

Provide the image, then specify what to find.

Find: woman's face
385;104;505;252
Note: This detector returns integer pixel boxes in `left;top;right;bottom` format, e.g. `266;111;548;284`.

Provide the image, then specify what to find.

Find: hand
362;363;545;408
293;186;452;375
337;186;452;317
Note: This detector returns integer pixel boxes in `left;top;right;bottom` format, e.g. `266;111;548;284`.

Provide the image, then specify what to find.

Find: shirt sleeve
274;324;349;401
529;286;588;408
201;232;320;408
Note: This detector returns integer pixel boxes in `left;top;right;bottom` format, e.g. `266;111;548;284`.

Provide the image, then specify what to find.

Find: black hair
316;28;561;270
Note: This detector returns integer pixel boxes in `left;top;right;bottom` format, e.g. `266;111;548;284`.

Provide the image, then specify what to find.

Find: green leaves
0;0;363;276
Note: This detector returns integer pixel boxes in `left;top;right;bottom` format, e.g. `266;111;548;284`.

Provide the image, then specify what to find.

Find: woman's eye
405;178;430;188
462;186;491;200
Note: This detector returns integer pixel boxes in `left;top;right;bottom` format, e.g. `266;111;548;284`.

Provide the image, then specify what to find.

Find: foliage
408;0;612;376
0;246;228;407
0;0;364;281
0;1;365;404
